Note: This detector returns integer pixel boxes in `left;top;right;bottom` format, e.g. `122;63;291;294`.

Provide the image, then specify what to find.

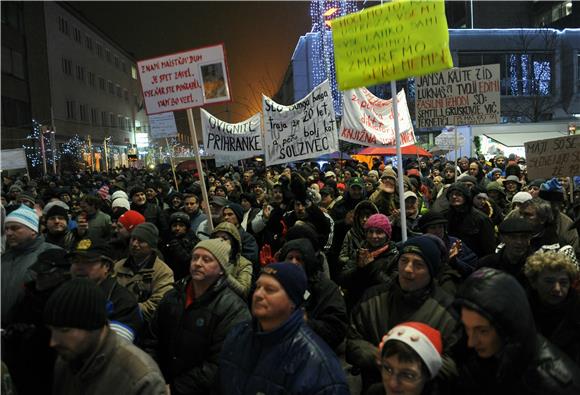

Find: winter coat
338;201;379;273
147;277;250;395
131;202;169;239
53;328;166;395
445;204;496;258
100;276;143;343
369;189;397;217
219;310;350;395
454;268;580;395
347;280;461;392
86;209;112;241
161;230;198;281
1;237;61;323
189;209;207;235
44;229;78;252
114;253;174;322
477;247;532;287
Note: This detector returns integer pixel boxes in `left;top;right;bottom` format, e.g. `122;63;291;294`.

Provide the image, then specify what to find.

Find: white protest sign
201;109;263;162
416;64;501;128
435;130;465;149
1;148;28;171
137;44;231;115
263;80;339;166
340;88;416;147
149;112;178;139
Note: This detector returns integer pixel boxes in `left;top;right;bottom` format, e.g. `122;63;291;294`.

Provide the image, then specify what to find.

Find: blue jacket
219;310;350;395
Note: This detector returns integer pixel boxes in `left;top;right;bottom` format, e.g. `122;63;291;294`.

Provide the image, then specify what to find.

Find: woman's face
381;354;427;395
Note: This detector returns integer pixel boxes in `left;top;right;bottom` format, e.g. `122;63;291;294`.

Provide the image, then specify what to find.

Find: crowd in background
1;152;580;395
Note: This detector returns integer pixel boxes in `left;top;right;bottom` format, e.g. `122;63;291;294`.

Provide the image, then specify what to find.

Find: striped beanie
5;205;39;233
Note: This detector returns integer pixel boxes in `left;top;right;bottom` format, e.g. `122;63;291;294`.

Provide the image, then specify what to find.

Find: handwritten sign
416;64;500;128
149;112;178;139
137;44;231;114
201;109;263;162
525;135;580;179
1;148;28;171
332;0;452;91
434;128;466;149
263;80;339;166
340;88;415;147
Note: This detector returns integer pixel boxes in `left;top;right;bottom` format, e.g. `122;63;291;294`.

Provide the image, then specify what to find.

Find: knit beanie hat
512;191;532;204
364;213;392;239
446;182;471;201
170;211;191;228
129;185;145;199
118;210;145;232
261;262;307;307
43;200;70;216
401;235;442;277
224;202;244;224
46;204;69;220
381;167;398;182
368;170;379;179
194;239;231;270
112;197;131;211
111;190;129;201
44;278;107;330
539;178;564;202
17;192;36;206
5;205;39;233
381;322;443;379
131;222;159;247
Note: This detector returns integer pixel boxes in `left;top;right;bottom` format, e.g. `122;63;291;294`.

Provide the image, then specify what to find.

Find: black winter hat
129;185;145;199
401;235;443;278
46;205;69;220
261;262;307;307
446;182;471;201
418;211;448;231
44;278;107;330
30;249;70;274
170;211;191;227
224;202;244;224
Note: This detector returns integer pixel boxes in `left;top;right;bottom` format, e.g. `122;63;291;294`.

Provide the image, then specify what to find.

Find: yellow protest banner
332;0;453;91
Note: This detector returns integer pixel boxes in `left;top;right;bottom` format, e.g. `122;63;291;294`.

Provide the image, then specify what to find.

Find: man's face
224;181;235;193
492;172;502;181
405;197;419;218
61;194;71;203
461;308;502;359
520;205;542;227
49;326;100;362
132;192;146;206
504;181;518;193
398;253;430;292
533;269;571;305
252;274;294;327
349;185;363;200
183;197;198;215
272;188;284;204
46;215;68;234
171;222;187;236
473;195;487;209
448;190;466;207
366;228;388;248
70;256;109;283
444;168;455;180
320;193;333;208
528;185;541;198
294;201;307;220
113;222;130;240
381;178;396;193
129;237;153;260
496;157;505;168
284;250;305;267
243;172;252;184
367;174;378;183
459;159;469;171
171;195;183;208
425;223;446;240
145;188;156;200
4;223;37;248
501;232;531;257
190;248;223;284
241;198;252;212
79;201;96;215
468;163;479;177
381;354;426;395
222;208;239;226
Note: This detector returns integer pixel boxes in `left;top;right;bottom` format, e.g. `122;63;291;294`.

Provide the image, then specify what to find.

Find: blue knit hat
261;262;307;307
5;205;39;233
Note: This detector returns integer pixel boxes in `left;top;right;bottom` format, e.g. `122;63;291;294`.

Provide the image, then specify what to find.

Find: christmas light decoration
22;119;59;168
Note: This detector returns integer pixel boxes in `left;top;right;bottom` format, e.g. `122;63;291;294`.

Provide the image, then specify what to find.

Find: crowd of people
1;152;580;395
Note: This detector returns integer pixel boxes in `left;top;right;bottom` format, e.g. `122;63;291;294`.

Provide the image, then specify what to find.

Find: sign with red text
340;88;415;147
263;80;339;166
416;64;500;128
201;109;263;162
525;135;580;179
137;44;231;115
332;0;452;90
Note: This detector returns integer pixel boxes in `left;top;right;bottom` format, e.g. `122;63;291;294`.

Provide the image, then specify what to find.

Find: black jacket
161;230;199;281
146;276;250;395
131;202;169;239
100;276;143;342
454;268;580;395
446;205;496;258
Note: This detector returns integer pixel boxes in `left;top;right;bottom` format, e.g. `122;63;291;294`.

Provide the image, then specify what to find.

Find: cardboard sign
340;88;416;147
332;0;452;91
524;135;580;179
416;64;501;128
149;112;178;139
263;80;339;166
137;44;231;114
434;129;466;149
201;109;263;162
1;148;28;171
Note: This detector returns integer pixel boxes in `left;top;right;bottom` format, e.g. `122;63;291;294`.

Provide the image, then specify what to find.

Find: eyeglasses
381;363;423;384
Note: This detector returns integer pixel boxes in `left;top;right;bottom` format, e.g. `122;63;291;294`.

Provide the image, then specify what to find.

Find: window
2;2;24;31
88;71;95;88
110;113;116;127
105;48;112;63
123;89;129;101
125;117;131;130
91;108;98;125
1;97;30;127
2;46;25;78
116;84;122;98
85;36;93;51
108;80;114;95
122;61;127;73
114;56;120;68
79;104;88;121
73;27;82;43
96;42;103;58
58;16;69;35
61;57;72;76
76;65;85;82
131;65;138;80
66;100;76;119
98;76;105;91
118;115;123;128
101;111;108;126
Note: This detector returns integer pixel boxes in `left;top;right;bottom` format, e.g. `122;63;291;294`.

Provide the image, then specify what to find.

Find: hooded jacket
454;268;580;395
339;201;379;271
279;239;347;350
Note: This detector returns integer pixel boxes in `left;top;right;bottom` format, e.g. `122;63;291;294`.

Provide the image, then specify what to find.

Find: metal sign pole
165;137;179;192
391;81;407;242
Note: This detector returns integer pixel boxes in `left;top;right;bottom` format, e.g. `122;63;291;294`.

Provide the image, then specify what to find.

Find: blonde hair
524;251;579;282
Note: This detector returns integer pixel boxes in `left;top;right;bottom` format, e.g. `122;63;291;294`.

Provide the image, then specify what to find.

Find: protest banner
332;0;452;91
263;80;339;166
340;88;416;147
137;44;231;114
1;148;28;171
149;112;178;139
201;109;263;162
416;64;501;128
524;135;580;180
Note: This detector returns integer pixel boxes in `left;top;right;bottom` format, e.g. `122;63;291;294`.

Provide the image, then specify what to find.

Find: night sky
72;1;312;123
